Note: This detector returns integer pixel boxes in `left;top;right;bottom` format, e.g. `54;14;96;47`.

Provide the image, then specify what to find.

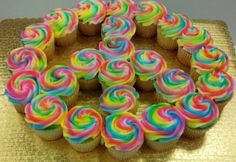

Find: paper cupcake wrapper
145;137;178;152
216;94;233;114
177;47;192;66
183;126;207;138
157;27;178;50
55;24;78;46
43;38;55;61
78;23;101;36
190;68;201;82
68;135;101;153
14;104;25;114
155;91;171;104
62;84;80;110
135;19;157;38
135;76;155;91
79;76;100;91
33;126;63;141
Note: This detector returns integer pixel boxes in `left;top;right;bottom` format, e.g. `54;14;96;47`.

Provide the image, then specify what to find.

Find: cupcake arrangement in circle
4;0;235;160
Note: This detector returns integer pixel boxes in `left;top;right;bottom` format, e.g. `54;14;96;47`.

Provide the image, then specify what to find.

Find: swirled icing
135;0;167;26
102;112;144;151
99;36;135;60
40;65;77;97
196;71;234;102
75;0;107;24
154;69;196;103
159;13;192;38
99;85;139;113
62;105;103;143
69;48;105;80
102;16;136;40
21;23;54;50
44;8;78;37
141;103;185;142
98;59;135;87
176;93;219;129
191;46;229;74
25;94;67;129
5;70;40;105
130;50;167;81
7;47;47;73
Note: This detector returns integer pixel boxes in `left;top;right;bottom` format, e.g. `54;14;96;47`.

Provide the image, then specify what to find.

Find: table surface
0;18;236;162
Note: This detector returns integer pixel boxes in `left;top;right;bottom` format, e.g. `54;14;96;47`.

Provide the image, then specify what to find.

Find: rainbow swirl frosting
99;85;139;113
176;93;219;129
7;47;47;73
196;71;234;102
154;69;195;103
159;13;192;38
102;16;136;40
44;8;78;38
99;36;135;60
191;46;229;74
141;103;185;142
135;0;167;26
177;26;213;52
76;0;107;24
102;112;144;151
21;23;54;50
25;94;67;130
98;59;135;87
130;50;167;81
69;48;105;80
5;70;40;105
62;106;103;143
40;65;77;97
106;0;136;18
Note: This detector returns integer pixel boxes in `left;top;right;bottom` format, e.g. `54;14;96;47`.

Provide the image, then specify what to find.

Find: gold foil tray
0;18;236;161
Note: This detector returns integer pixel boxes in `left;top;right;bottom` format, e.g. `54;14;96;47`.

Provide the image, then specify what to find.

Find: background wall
0;0;235;45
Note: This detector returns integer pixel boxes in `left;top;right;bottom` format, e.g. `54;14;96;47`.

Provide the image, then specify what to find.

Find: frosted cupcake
141;103;185;151
44;8;78;46
69;48;105;90
154;69;195;104
99;36;135;60
75;0;106;36
102;16;136;40
21;23;55;60
196;71;234;113
190;45;229;81
7;47;47;74
176;93;219;138
5;70;40;113
102;112;144;160
62;105;103;152
99;85;139;116
158;13;192;50
177;26;213;66
106;0;136;18
130;50;167;91
25;94;67;140
40;65;79;109
135;0;167;38
98;59;136;90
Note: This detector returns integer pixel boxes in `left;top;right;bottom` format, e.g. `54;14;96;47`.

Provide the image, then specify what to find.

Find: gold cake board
0;18;235;161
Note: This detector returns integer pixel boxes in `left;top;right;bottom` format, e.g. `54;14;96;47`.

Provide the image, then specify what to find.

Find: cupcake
176;93;219;138
25;94;67;140
69;48;105;90
154;69;195;104
40;65;79;109
5;70;40;113
157;13;192;50
62;105;103;152
44;8;78;46
101;16;136;40
7;47;47;74
75;0;107;36
99;36;135;60
130;50;167;91
177;26;213;66
141;103;185;151
106;0;136;18
135;0;167;38
196;71;234;113
99;85;139;116
98;59;136;90
190;45;229;81
102;112;144;160
21;23;55;61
